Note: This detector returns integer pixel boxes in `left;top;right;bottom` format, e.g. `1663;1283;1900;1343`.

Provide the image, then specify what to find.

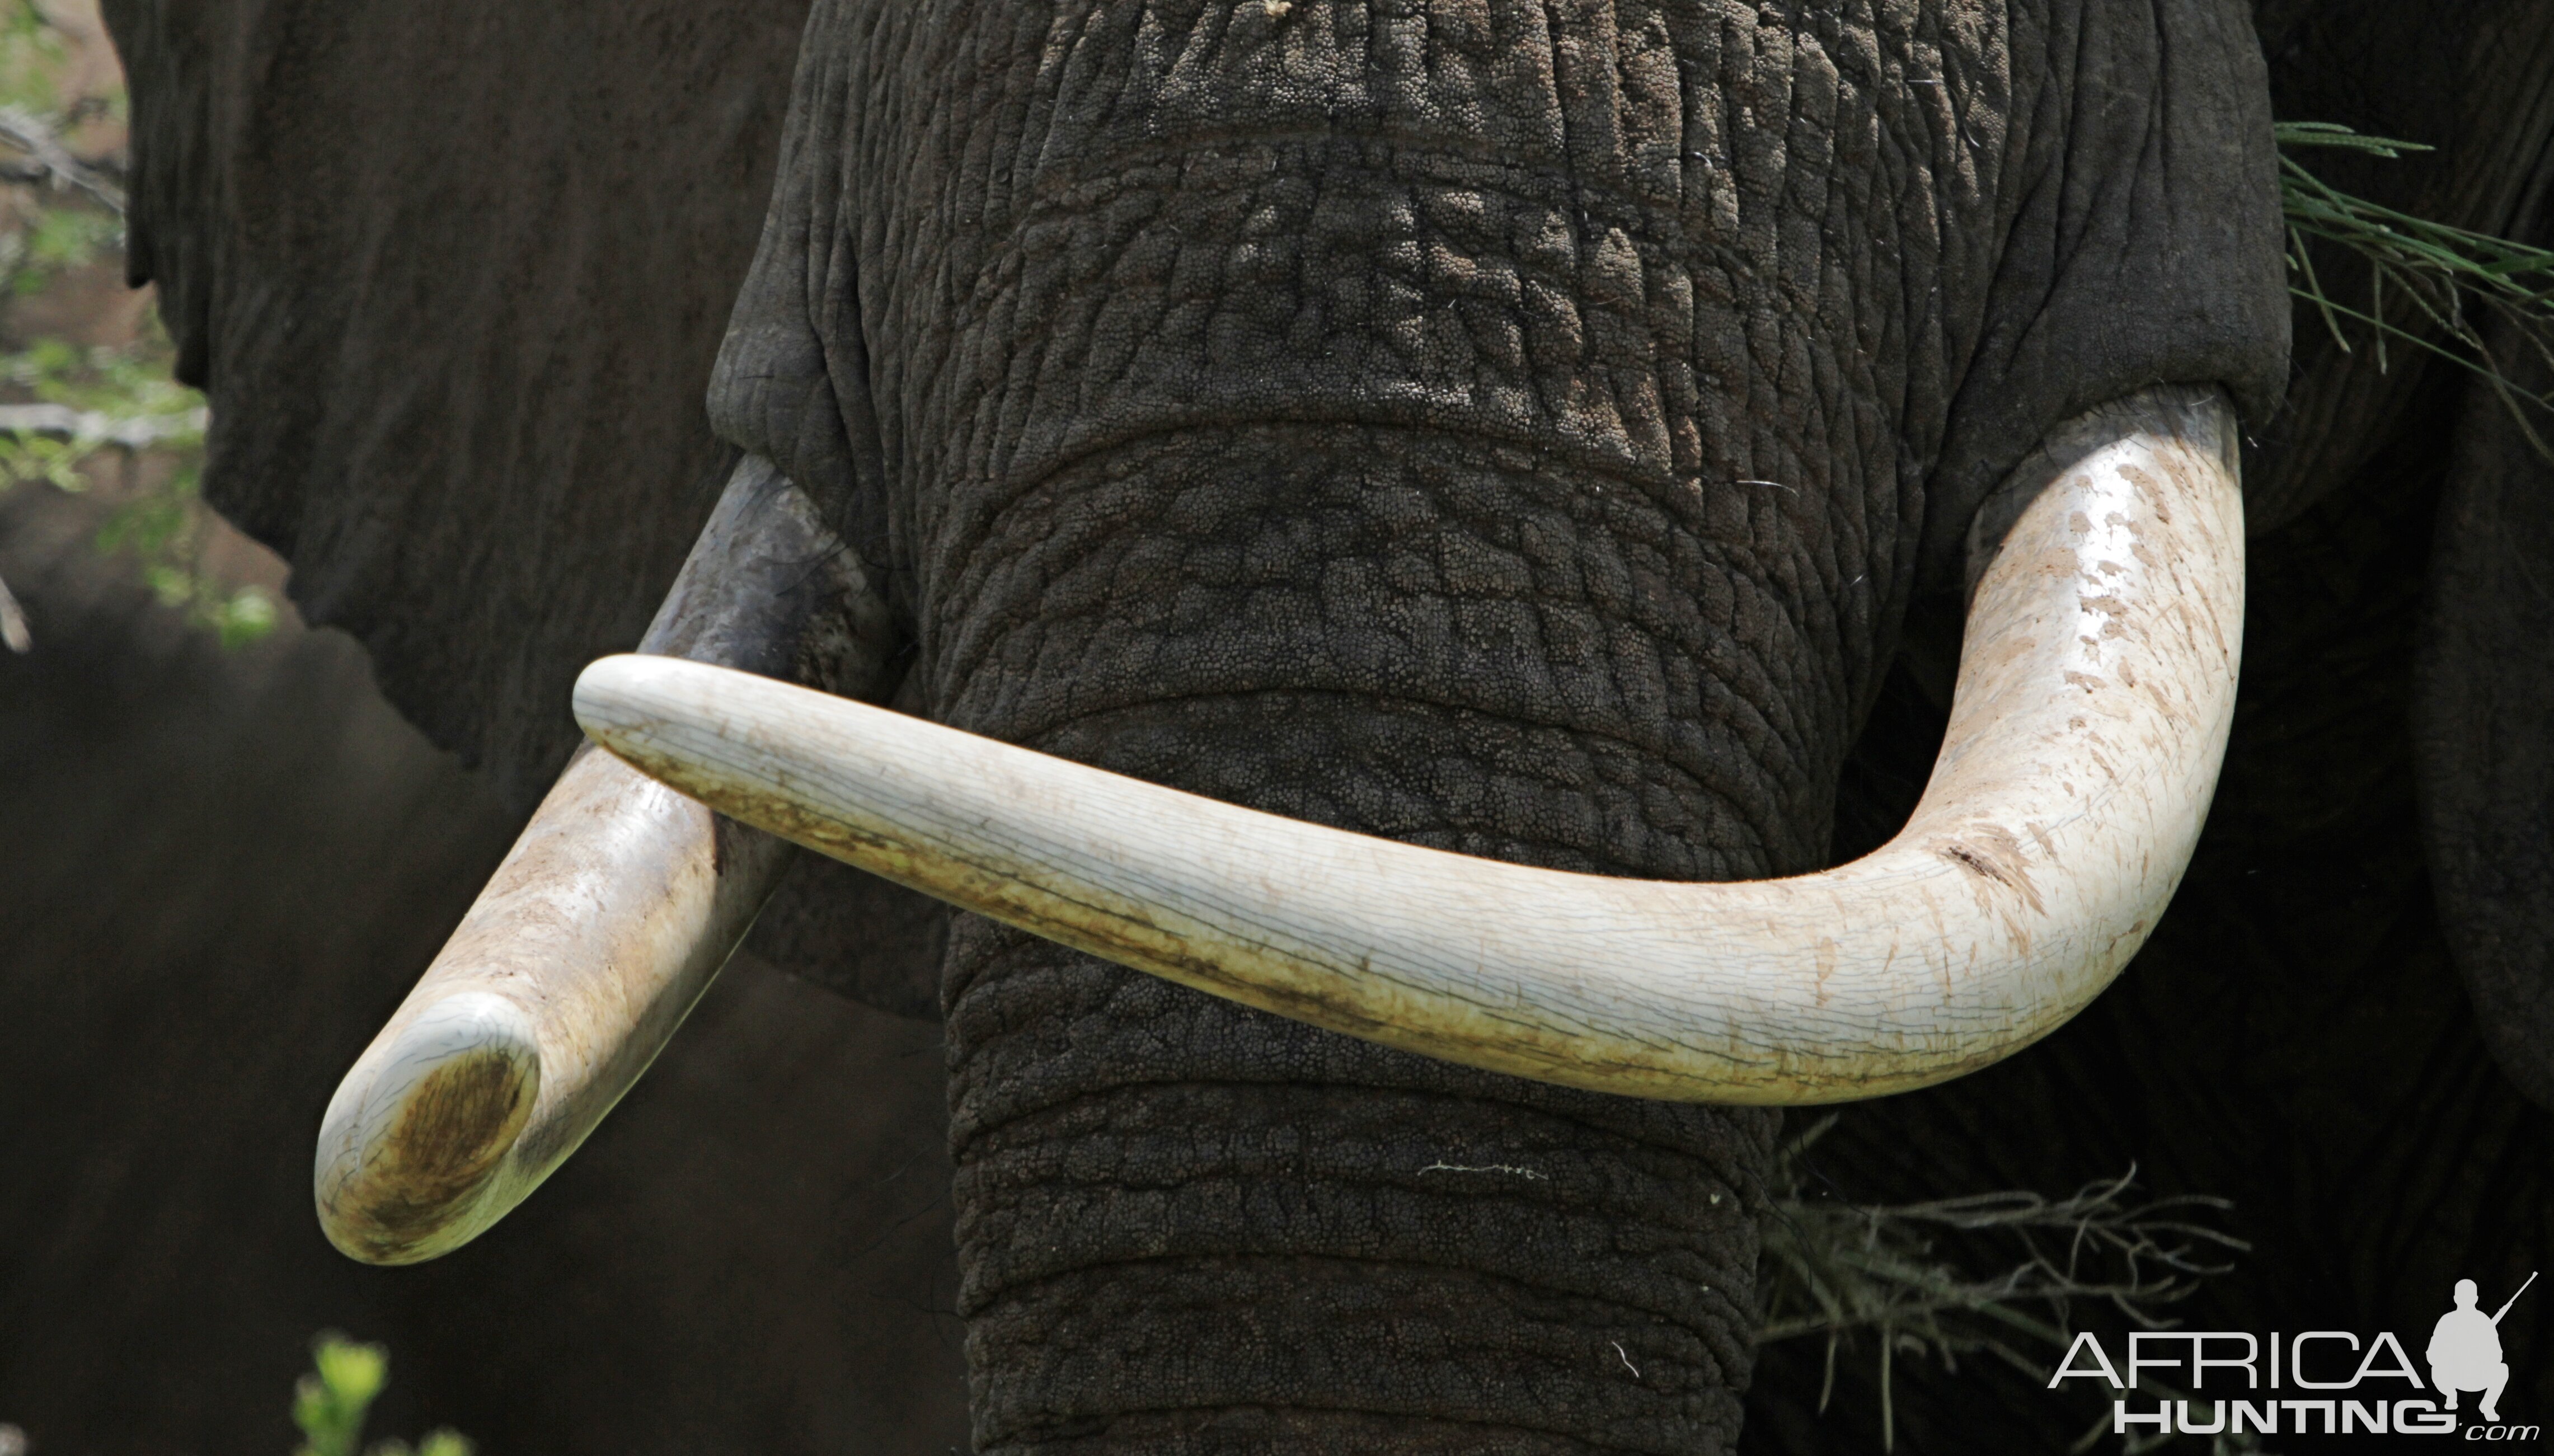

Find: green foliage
13;201;110;288
0;0;270;647
1;334;201;416
2278;121;2554;453
292;1333;473;1456
0;327;269;640
0;1;64;117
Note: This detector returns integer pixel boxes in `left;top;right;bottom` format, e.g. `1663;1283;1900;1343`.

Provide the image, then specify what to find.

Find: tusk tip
314;991;541;1266
572;653;681;749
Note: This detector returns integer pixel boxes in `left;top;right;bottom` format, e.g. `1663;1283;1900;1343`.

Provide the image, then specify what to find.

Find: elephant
88;0;2554;1451
1739;3;2554;1445
0;483;967;1450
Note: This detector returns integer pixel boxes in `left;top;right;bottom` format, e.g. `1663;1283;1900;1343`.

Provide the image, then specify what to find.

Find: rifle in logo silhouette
2492;1272;2538;1325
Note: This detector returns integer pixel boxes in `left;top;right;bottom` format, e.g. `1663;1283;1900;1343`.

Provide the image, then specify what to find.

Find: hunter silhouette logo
2049;1271;2539;1439
2432;1273;2535;1425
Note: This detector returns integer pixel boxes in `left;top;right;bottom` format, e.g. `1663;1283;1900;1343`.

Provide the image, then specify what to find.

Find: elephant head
105;0;2369;1448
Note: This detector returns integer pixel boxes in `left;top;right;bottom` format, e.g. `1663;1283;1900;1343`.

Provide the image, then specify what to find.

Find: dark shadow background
0;483;971;1454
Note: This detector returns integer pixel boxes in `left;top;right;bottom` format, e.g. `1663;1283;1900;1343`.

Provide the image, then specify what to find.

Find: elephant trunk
923;446;1788;1450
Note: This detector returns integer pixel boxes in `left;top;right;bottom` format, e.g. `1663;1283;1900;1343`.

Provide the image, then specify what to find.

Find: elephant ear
2418;217;2554;1114
104;0;947;1017
2247;0;2554;1109
102;0;810;811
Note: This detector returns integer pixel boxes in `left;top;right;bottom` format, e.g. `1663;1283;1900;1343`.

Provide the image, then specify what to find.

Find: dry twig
1756;1116;2252;1453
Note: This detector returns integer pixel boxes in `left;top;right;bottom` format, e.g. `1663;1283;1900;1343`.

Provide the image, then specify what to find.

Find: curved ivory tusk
313;747;787;1264
575;388;2245;1105
316;457;895;1264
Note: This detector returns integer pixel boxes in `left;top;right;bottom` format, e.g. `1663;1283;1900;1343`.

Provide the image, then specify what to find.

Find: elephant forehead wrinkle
883;0;1967;537
915;424;1855;866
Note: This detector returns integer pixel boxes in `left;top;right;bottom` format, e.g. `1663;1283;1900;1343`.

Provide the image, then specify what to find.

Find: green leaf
292;1333;389;1456
286;1331;475;1456
2273;120;2434;159
2278;121;2554;459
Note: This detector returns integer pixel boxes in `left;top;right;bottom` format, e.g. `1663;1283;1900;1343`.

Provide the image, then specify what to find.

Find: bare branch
1754;1115;2251;1451
0;104;122;213
0;565;25;652
0;402;204;449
